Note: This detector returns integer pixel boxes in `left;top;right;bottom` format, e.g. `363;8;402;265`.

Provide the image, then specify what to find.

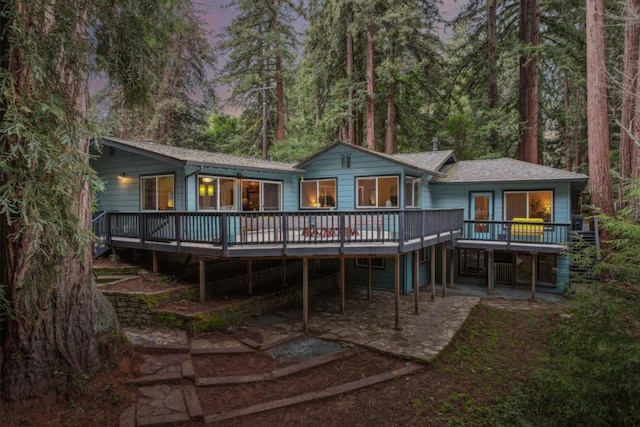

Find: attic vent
108;146;115;156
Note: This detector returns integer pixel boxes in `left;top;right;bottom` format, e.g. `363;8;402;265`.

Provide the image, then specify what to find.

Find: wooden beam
367;258;372;301
430;245;436;301
531;252;537;301
282;258;287;285
487;250;494;294
449;249;455;289
303;257;309;332
340;257;345;314
247;259;253;296
413;250;419;315
199;258;205;304
394;254;401;331
441;244;447;297
152;251;158;273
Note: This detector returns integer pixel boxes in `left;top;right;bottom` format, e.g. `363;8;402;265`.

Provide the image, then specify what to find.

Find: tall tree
586;0;615;215
217;0;299;157
366;16;376;150
0;0;187;401
620;0;640;183
93;1;215;148
518;0;540;164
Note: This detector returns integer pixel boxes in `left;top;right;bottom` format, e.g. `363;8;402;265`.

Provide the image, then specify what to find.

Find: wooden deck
95;209;464;258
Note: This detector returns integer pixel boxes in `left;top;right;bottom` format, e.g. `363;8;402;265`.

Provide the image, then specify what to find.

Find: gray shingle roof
432;158;588;183
100;137;300;174
295;141;452;176
391;150;456;174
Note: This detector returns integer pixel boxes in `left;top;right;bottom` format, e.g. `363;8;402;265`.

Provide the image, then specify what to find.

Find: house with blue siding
90;137;587;329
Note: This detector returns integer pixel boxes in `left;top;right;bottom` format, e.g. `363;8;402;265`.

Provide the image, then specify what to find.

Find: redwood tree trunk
346;12;355;145
385;80;396;154
366;18;375;150
274;0;285;142
586;0;615;215
620;0;640;182
563;75;573;171
488;0;498;109
518;0;540;164
0;1;101;401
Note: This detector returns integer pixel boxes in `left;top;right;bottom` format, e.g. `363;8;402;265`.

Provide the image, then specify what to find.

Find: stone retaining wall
103;285;199;329
102;274;337;334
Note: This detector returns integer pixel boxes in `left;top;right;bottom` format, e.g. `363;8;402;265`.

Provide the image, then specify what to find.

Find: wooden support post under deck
340;257;345;314
367;258;372;301
487;250;494;294
282;259;287;285
247;259;253;296
152;251;158;274
302;257;309;332
430;246;436;301
449;249;455;289
441;244;447;298
199;258;205;304
413;250;420;315
531;252;538;301
394;254;401;331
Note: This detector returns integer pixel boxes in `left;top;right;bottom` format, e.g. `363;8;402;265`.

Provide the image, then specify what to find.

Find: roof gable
97;137;300;174
433;158;588;183
296;141;450;176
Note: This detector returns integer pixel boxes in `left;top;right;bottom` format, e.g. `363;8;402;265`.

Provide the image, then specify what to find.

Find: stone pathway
120;285;561;426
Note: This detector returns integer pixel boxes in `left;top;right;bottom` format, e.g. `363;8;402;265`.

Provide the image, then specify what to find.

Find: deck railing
104;209;463;251
461;220;571;245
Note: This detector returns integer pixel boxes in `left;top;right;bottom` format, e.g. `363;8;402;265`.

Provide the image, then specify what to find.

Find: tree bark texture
621;0;640;181
386;80;396;154
273;0;285;142
586;0;615;215
366;18;376;150
346;12;356;145
563;75;573;171
488;0;498;109
1;1;100;401
518;0;540;164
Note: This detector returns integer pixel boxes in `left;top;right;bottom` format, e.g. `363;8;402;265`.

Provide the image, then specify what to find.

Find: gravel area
267;337;348;364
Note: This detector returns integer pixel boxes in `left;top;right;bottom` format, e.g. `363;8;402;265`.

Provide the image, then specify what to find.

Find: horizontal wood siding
92;147;185;211
345;258;397;292
431;182;573;222
302;146;406;210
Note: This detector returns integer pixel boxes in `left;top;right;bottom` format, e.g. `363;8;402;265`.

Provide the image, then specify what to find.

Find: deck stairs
570;218;601;280
93;261;139;286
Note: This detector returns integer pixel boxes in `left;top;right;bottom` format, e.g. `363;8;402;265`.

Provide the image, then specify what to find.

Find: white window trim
197;175;238;211
300;178;337;209
140;174;175;211
355;176;399;209
503;190;553;221
405;178;421;208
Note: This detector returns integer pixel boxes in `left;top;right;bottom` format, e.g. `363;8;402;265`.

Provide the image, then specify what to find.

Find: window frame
503;190;554;222
404;177;421;208
458;248;486;276
241;179;283;212
140;174;175;211
300;178;337;209
355;175;399;209
419;247;431;264
197;175;238;211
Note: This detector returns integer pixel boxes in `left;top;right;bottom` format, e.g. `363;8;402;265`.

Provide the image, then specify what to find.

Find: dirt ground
0;303;556;426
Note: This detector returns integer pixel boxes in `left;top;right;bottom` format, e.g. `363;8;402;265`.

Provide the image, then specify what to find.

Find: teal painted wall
430;181;573;222
92;147;186;211
301;145;429;210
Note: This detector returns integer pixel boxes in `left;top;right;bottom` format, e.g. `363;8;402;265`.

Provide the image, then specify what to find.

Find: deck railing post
175;213;181;251
282;213;288;255
221;213;229;255
139;213;146;246
339;212;346;253
398;211;405;252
